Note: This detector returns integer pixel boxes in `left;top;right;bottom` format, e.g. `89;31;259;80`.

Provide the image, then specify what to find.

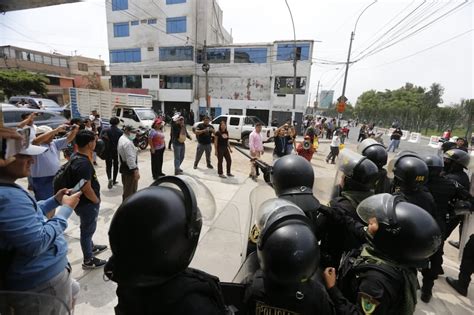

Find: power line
357;28;474;69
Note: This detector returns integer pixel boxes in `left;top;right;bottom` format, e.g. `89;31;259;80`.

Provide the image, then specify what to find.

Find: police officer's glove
319;205;346;224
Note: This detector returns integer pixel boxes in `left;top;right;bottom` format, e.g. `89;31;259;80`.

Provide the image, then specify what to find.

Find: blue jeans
173;143;185;171
387;139;400;152
32;176;55;201
75;203;99;261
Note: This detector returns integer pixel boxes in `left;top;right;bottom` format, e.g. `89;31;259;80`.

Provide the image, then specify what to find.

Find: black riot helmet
388;151;428;190
256;199;319;286
357;138;388;169
336;150;379;190
444;149;470;170
357;194;442;266
421;154;444;178
107;176;210;286
271;155;314;196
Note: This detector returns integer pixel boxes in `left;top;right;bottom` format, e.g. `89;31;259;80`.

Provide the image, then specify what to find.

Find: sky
0;0;472;105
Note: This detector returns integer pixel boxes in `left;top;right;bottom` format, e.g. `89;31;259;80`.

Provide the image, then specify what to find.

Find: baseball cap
153;117;163;126
19;144;47;156
123;125;137;132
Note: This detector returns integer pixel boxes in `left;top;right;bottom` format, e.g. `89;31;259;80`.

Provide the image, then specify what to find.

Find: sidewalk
16;136;472;314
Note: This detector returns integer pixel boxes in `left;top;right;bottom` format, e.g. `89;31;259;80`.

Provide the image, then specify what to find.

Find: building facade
0;45;107;104
106;0;312;125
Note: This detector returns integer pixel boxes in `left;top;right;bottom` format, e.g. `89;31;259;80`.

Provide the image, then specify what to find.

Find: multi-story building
0;45;107;104
106;0;312;125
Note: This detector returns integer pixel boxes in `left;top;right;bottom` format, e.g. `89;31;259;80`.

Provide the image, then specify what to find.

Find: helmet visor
357;193;397;225
256;198;305;233
357;138;384;154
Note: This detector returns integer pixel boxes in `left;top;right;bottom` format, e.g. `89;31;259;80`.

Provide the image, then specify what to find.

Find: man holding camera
296;135;315;162
193;116;214;170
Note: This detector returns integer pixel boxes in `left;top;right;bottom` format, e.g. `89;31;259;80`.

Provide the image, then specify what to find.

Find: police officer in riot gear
389;151;441;303
358;138;391;193
319;150;379;268
443;149;471;249
242;198;335;315
447;234;474;297
323;194;442;315
271;154;321;222
105;176;228;315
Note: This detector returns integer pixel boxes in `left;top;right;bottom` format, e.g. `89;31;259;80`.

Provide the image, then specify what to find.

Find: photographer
0;128;82;309
193;116;214;170
296;135;315;162
31;125;78;204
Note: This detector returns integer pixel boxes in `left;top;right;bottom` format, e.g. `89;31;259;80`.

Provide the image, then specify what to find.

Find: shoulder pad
359;292;380;315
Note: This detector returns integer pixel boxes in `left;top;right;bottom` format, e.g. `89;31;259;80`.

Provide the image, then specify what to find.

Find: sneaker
113;181;119;186
227;173;235;177
92;244;108;255
159;173;166;177
218;174;227;178
107;180;113;190
420;288;432;303
251;176;258;182
207;164;214;169
175;170;184;175
193;165;198;170
82;257;107;270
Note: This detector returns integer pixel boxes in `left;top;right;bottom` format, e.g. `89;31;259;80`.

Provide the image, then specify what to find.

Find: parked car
192;115;276;148
1;103;67;129
8;96;64;114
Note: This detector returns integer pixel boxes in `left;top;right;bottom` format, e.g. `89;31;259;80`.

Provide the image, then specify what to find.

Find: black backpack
53;155;81;193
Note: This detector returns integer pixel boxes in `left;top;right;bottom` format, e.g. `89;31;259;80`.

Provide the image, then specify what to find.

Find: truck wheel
242;135;250;149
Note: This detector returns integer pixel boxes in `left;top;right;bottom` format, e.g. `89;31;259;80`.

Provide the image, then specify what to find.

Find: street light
284;0;297;121
340;0;377;101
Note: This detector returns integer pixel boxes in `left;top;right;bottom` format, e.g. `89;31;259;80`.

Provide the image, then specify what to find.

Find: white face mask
128;133;136;141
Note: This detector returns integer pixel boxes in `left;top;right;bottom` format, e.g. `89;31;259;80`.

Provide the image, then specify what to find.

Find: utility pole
202;40;210;116
315;80;320;108
285;0;297;122
341;32;353;99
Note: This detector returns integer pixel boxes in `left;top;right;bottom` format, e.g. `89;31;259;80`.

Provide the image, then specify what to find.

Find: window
116;108;122;117
166;0;186;4
212;116;227;125
111;75;142;88
206;48;230;63
159;75;192;89
52;57;60;66
147;18;157;24
43;56;52;65
114;22;130;37
33;54;43;63
166;17;186;33
234;48;267;64
151;74;158;78
112;0;128;11
110;48;141;63
148;47;154;51
159;46;193;61
229;117;240;126
122;108;140;122
274;76;307;94
47;76;61;86
143;75;150;78
131;20;139;26
78;63;88;71
276;43;310;61
59;59;68;67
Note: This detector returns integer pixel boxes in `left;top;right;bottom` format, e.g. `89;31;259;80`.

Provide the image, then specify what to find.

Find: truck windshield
135;108;156;120
38;99;61;108
244;116;264;126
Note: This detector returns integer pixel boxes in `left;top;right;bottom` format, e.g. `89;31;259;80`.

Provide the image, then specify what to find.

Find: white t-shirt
330;136;340;147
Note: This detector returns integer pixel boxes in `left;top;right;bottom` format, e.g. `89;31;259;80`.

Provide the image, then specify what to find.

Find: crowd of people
0;108;473;315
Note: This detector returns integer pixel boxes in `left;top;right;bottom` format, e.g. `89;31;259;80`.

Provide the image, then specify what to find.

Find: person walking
326;130;341;164
249;123;264;181
171;116;191;175
100;117;123;189
118;126;140;201
214;120;233;178
386;128;403;152
69;130;107;269
149;117;166;180
193;116;214;170
357;124;367;142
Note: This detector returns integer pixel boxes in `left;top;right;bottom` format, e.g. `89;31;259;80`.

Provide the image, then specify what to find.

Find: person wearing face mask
118;126;140;201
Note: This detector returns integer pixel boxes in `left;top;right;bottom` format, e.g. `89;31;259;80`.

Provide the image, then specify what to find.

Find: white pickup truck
193;115;276;148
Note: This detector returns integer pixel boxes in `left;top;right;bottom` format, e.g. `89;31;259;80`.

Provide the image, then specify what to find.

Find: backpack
53;154;81;193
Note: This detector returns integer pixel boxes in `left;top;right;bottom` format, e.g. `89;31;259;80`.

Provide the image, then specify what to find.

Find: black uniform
328;246;418;315
115;269;227;315
319;190;373;268
374;169;392;194
244;270;335;315
446;171;470;190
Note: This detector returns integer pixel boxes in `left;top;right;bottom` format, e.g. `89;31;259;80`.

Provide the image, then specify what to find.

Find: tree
460;99;474;140
85;73;104;91
0;70;49;98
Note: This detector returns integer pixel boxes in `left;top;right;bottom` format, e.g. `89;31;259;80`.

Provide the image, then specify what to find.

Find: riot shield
0;291;70;315
241;184;276;263
330;149;368;199
459;155;474;258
